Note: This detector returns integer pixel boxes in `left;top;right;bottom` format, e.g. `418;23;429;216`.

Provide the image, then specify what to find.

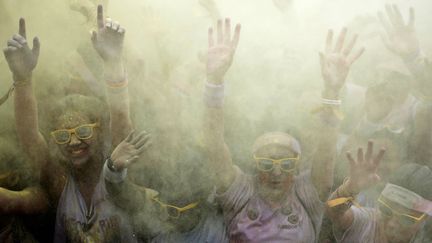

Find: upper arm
105;178;149;213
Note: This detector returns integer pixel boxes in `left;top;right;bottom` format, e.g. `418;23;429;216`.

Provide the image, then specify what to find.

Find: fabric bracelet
327;197;359;208
203;81;225;108
381;183;432;216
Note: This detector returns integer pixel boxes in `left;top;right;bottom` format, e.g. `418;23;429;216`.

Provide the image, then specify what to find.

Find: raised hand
319;28;364;97
378;4;419;60
3;18;40;82
110;130;152;171
207;18;241;84
345;141;386;194
91;5;125;63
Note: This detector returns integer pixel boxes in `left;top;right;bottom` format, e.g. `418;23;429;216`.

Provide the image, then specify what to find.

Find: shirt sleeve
215;166;255;224
294;170;325;237
333;206;377;243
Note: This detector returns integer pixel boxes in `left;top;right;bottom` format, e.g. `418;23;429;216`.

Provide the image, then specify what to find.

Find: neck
72;153;103;184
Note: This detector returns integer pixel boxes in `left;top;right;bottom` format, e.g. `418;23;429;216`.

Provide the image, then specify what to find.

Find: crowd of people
1;0;432;242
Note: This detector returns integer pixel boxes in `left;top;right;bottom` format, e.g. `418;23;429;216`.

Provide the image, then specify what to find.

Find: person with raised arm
326;141;432;242
2;5;147;242
202;17;364;242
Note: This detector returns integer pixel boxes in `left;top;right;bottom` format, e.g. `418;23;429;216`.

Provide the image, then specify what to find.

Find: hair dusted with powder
388;163;432;201
45;94;108;132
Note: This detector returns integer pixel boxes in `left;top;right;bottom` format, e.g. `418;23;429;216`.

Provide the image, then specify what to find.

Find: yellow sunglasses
378;197;426;226
151;196;200;219
253;155;299;172
50;123;98;145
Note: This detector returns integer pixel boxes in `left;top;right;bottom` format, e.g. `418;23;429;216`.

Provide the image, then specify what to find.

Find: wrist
107;157;124;172
13;73;32;84
207;73;224;85
104;61;125;82
341;178;359;197
322;89;340;100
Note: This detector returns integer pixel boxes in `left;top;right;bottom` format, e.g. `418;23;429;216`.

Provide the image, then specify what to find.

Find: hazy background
1;0;432;188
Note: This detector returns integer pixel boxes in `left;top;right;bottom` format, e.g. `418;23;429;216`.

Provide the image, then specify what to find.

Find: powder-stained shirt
150;209;228;243
334;206;426;243
216;166;324;243
54;172;136;243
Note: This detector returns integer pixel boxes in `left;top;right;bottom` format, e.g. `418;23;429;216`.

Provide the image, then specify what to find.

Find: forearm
0;186;49;215
311;90;340;200
203;81;235;191
104;61;133;147
103;162;147;213
13;83;48;166
326;179;356;231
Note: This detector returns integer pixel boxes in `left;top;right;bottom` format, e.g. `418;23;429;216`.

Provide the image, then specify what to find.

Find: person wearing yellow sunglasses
202;18;364;241
2;5;146;242
104;140;229;243
326;141;432;242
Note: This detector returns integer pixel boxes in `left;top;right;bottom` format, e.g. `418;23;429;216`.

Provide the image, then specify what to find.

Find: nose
272;165;282;176
69;133;81;146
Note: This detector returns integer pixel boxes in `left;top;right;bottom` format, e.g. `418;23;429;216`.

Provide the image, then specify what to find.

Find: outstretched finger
135;134;151;148
91;31;98;44
346;151;357;169
125;130;135;143
385;4;398;27
347;47;365;66
342;34;358;57
138;140;152;154
32;37;40;58
334;27;347;53
231;24;241;51
365;140;373;162
208;27;214;47
217;19;223;44
373;147;386;167
131;131;148;144
357;147;364;164
224;18;231;45
19;18;27;39
325;29;333;54
392;4;404;26
408;7;415;28
97;5;104;29
378;11;392;35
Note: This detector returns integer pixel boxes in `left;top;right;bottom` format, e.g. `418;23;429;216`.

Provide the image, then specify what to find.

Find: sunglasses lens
280;159;296;171
53;131;70;144
76;125;93;139
166;206;180;218
398;216;417;226
257;159;274;171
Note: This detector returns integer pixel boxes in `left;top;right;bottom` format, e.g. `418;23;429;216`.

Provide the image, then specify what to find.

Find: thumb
91;31;98;46
32;37;40;59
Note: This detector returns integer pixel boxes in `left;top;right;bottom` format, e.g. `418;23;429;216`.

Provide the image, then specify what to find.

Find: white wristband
321;98;341;106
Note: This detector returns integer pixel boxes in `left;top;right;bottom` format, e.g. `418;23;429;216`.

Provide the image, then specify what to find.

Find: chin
69;156;91;169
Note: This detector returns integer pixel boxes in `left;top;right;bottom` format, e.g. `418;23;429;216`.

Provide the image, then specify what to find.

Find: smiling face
54;111;100;169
